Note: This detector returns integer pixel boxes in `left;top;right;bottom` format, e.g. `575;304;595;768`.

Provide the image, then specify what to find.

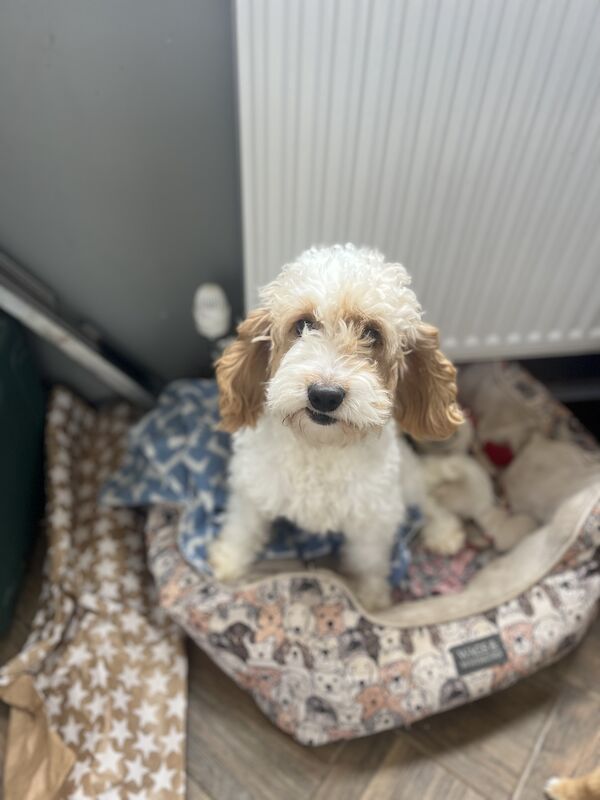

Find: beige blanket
0;388;186;800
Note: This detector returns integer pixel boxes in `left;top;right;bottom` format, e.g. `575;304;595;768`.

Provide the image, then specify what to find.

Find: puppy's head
216;245;463;444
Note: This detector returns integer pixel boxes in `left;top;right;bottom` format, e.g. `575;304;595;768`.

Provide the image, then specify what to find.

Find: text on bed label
450;634;508;675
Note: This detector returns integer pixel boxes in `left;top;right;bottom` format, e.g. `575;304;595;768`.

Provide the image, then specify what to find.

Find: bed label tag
450;634;507;675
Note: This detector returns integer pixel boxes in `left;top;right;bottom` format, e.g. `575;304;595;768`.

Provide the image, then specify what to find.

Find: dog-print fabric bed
134;362;600;745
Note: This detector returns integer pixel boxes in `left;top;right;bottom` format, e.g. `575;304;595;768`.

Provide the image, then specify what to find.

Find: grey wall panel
0;0;243;382
29;336;116;404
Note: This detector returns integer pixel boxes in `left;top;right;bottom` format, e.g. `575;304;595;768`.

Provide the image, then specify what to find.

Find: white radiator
234;0;600;360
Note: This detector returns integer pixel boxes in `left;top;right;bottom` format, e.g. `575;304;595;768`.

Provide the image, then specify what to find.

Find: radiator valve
193;283;231;341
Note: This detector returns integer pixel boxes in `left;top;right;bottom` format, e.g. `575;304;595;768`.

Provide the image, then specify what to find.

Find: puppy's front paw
422;518;466;556
355;576;391;612
208;539;251;583
544;777;576;800
544;778;562;799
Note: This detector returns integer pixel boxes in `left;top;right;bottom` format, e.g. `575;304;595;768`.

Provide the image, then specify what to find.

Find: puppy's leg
545;767;600;800
421;496;466;555
341;519;396;611
209;492;270;582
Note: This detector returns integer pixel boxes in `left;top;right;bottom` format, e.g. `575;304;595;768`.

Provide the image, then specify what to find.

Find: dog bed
119;363;600;745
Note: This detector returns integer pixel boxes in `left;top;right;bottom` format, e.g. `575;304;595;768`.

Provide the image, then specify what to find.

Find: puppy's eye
294;318;315;336
361;325;381;344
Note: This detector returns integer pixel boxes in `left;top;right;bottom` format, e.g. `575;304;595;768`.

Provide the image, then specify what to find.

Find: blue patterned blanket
101;380;418;585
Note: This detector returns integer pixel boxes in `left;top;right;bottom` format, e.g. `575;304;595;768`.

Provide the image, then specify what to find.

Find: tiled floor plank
358;734;485;800
311;731;397;800
513;685;600;800
405;678;558;799
187;776;214;800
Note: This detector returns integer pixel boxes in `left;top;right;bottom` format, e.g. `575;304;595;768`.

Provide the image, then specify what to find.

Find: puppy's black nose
308;383;345;412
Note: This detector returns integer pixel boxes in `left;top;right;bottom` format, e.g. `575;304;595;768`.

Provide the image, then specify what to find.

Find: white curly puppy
209;245;463;610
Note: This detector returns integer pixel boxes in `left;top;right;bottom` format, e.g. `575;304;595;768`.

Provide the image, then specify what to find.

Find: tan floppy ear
215;307;271;432
395;323;464;440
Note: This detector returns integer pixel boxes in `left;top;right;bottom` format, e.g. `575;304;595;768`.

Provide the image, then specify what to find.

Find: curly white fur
209;244;462;610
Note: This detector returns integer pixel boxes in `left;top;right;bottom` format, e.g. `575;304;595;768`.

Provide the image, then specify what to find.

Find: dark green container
0;312;45;634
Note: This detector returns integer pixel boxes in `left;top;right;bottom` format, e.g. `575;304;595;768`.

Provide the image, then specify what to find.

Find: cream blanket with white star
0;388;186;800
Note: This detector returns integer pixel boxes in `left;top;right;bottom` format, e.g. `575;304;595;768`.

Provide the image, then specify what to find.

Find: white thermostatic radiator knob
193;283;231;340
